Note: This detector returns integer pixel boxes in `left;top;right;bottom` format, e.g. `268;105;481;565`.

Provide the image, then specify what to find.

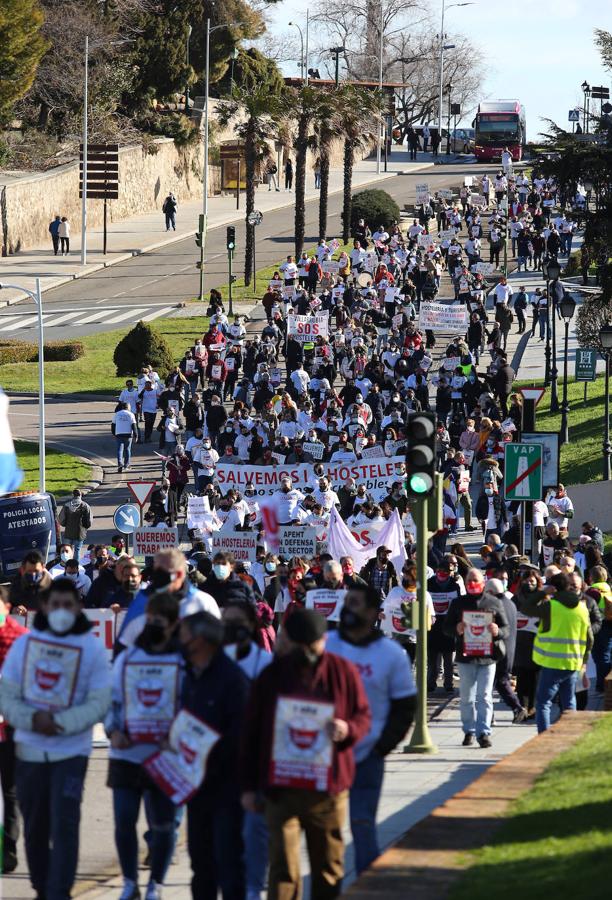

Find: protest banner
437;188;454;200
469;194;487;207
287;314;329;343
474;262;495;276
211;530;258;562
305;588;345;620
418;301;469;333
303;441;324;460
186;495;211;529
321;260;340;274
360;444;386;459
349;521;386;549
415;183;430;205
278;526;317;559
134;527;178;556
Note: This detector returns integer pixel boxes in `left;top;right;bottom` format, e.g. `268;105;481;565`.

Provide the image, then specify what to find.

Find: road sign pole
521;398;536;560
405;496;437;755
228;249;234;317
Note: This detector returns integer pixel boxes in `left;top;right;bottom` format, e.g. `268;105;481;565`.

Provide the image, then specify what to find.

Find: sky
262;0;612;140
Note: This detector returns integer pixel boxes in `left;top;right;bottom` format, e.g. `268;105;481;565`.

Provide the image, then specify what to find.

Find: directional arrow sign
519;386;546;406
504;443;543;502
128;480;156;506
113;503;141;535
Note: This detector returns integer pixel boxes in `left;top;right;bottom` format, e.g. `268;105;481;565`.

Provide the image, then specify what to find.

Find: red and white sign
305;588;345;620
287;314;329;343
124;661;180;743
519;386;546;406
463;610;493;657
134;527;179;556
128;481;156;506
269;697;334;791
145;709;220;805
23;638;82;711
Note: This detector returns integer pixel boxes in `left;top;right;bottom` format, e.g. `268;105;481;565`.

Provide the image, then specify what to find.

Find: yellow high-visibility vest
532;599;589;671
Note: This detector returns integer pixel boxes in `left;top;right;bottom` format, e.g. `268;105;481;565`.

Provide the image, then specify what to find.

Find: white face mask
48;608;76;634
213;564;231;581
60;552;72;563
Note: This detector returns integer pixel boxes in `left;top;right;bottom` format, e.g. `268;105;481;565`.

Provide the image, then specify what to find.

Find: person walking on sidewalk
162;192;178;230
0;578;111;900
112;401;138;473
59;216;70;255
266;160;280;191
49;215;61;256
57;489;93;562
284;157;293;191
444;568;510;748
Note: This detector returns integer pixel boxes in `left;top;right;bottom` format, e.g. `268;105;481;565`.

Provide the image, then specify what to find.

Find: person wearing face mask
57;489;92;562
482;575;527;724
204;552;257;609
48;543;83;579
8;550;53;614
0;586;28;874
359;546;399;599
240;608;371;900
0;579;111;900
444;568;510;747
117;549;220;652
326;586;416;874
475;481;508;542
61;559;92;600
513;566;544;718
105;563;142;612
426;558;462;693
107;592;182;900
273;477;305;525
383;563;435;663
86;554;136;609
179;610;251;900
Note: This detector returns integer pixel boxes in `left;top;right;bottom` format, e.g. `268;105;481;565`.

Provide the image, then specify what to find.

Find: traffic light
405;412;436;497
226;225;236;251
195;213;204;248
195;232;202;247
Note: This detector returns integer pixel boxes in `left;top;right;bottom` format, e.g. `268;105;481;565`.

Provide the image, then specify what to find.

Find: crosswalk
0;304;179;332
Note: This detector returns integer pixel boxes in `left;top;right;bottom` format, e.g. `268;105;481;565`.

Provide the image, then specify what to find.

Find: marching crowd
1;166;611;900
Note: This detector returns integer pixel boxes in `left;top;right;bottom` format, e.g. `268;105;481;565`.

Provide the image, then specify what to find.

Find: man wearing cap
241;608;371;900
359;546;398;599
179;610;251;900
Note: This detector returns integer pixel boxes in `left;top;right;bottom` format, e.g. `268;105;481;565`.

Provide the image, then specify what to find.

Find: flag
259;494;280;554
327;507;407;574
0;388;23;495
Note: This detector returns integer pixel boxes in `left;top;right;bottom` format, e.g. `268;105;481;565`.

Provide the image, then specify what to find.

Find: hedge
0;340;85;365
348;189;401;232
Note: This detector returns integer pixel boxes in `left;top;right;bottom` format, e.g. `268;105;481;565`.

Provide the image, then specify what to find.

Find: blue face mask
485;488;494;496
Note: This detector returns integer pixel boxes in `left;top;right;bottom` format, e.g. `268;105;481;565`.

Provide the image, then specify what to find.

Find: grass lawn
0;317;208;396
449;715;612;900
517;374;608;485
16;440;92;494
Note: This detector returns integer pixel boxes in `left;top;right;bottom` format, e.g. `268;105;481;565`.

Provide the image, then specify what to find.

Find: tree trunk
318;149;330;241
342;139;353;244
244;122;256;285
294;111;308;257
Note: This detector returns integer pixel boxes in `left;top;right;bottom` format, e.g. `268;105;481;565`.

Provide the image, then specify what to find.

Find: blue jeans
592;623;612;692
243;810;268;894
536;667;578;733
458;662;496;737
68;538;84;561
350;752;385;874
114;784;177;884
165;211;176;230
116;434;133;467
15;755;88;900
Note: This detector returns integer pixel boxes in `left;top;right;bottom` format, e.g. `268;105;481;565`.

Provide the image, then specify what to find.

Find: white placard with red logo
305;588;345;621
210;364;222;380
124;662;180;743
431;590;456;617
463;610;493;657
144;709;220;805
23;638;82;711
269;697;334;791
382;594;413;636
516;614;539;634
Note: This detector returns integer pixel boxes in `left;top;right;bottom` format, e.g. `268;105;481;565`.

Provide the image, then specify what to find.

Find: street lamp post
437;2;473;151
542;260;552;386
599;323;612;481
549;262;561;412
446;82;452;154
288;21;305;81
185;24;193;113
0;280;45;492
559;294;576;445
377;2;384;175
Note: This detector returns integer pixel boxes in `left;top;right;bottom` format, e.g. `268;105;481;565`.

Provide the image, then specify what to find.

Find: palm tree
313;91;343;241
216;79;284;285
291;85;320;258
336;85;381;243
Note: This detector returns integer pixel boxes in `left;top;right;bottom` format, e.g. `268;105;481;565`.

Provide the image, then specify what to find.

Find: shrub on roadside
348;189;401;233
113;320;175;377
0;339;84;365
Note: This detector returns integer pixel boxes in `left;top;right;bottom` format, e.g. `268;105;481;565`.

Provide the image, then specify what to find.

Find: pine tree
113;321;175;377
0;0;48;124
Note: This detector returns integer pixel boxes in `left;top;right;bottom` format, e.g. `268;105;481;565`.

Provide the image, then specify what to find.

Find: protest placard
305;588;345;620
474;262;495;275
437;188;454;200
364;251;378;272
303;441;324;460
269;279;283;290
415;183;430;205
469;194;487;208
360;444;386;459
134;528;179;556
321;260;340;274
438;229;456;241
211;530;258;562
186;495;211;529
418;301;469;333
392;313;403;328
418;233;433;248
287;314;329;343
278;526;317;559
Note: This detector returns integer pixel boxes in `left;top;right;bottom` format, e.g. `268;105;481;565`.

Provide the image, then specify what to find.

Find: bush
349;189;401;233
113;320;175;377
0;339;84;365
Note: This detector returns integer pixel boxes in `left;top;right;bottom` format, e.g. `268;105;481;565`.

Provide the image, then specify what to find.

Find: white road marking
104;307;148;324
41;311;83;327
140;306;177;322
0;314;41;331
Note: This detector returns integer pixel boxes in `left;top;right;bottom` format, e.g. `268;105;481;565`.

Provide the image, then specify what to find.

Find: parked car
450;128;475;153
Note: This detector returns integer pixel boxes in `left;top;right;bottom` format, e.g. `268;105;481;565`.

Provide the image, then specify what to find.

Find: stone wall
0;138;213;256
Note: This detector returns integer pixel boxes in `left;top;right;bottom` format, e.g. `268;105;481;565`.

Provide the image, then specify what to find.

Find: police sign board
504;443;543;502
134;527;178;556
575;348;597;382
0;492;55;574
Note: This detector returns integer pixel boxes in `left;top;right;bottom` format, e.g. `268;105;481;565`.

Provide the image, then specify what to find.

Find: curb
54;460;104;503
0;162;435;309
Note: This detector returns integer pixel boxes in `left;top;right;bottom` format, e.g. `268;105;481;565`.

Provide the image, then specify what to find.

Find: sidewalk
0;151;435;309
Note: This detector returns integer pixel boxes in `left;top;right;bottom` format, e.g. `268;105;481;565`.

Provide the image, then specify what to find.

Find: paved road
0;162;490;339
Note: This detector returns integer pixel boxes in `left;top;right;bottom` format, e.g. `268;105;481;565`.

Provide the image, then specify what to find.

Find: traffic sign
127;480;156;506
575;348;597;382
568;109;580;122
247;210;263;226
113;503;141;534
519;386;546;406
504;443;543;502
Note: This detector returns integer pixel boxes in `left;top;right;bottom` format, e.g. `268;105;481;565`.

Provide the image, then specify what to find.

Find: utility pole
81;36;88;266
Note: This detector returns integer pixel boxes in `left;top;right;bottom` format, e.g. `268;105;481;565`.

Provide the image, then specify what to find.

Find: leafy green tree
113;321;175;377
312;91;343;241
291;86;320;258
350;189;400;232
0;0;47;125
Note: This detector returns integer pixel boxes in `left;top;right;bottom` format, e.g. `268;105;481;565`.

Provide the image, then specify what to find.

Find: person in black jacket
467;314;485;364
492;353;515;417
427;559;462;693
204;553;257;608
444;568;510;747
204;396;227;450
179;611;250;900
475;485;508;542
359;547;398;598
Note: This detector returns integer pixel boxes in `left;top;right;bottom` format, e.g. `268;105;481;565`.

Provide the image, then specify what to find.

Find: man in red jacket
0;586;28;873
240;608;371;900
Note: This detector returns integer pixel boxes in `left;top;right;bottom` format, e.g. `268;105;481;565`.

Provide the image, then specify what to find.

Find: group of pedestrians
48;214;71;256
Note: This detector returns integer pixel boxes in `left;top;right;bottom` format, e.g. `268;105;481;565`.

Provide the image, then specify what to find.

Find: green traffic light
409;474;432;494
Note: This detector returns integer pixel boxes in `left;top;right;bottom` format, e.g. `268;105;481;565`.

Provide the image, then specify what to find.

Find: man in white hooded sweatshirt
0;578;111;900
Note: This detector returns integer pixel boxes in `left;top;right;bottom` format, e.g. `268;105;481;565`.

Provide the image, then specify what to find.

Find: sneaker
145;881;162;900
513;707;528;724
462;733;474;746
118;465;123;473
120;881;141;900
477;734;492;748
